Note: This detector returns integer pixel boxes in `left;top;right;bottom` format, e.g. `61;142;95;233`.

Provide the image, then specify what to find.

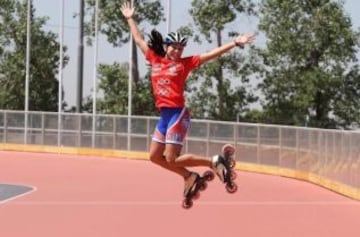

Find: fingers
121;1;128;9
123;1;130;8
233;33;255;47
240;34;256;44
121;1;132;11
121;1;135;18
246;34;256;43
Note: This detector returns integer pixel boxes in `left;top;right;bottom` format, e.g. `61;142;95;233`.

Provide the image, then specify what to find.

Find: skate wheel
199;182;207;191
226;182;238;194
229;158;236;168
193;192;201;200
182;199;193;209
230;171;237;180
203;170;215;181
222;144;235;156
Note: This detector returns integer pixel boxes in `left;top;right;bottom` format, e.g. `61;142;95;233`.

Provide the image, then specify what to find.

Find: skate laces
184;173;198;196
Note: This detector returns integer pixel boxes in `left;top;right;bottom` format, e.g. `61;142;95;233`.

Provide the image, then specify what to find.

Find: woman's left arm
199;33;256;65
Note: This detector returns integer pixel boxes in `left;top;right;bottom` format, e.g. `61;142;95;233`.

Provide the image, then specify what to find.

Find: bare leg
164;144;212;167
149;141;191;178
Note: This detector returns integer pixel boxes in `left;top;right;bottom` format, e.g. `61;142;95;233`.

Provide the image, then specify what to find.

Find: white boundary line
4;201;360;206
0;185;37;205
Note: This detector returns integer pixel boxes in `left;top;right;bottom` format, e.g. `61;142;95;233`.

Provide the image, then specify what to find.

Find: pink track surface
0;150;360;237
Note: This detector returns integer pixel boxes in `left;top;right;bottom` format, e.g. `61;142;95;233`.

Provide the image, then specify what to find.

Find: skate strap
184;174;200;197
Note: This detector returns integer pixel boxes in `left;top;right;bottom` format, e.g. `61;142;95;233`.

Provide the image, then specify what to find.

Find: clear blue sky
32;0;360;107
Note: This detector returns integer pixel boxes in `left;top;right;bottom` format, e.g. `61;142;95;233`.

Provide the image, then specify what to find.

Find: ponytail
147;29;166;57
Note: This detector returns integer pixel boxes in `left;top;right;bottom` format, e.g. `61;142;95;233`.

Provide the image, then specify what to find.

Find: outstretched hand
234;34;256;47
121;1;135;19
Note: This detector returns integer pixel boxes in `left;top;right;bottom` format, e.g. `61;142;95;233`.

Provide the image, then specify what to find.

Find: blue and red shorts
152;107;190;145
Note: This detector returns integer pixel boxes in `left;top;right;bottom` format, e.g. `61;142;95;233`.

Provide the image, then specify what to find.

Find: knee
149;153;162;165
164;153;178;166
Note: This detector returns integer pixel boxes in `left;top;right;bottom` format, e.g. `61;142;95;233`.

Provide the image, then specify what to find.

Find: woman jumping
121;1;255;207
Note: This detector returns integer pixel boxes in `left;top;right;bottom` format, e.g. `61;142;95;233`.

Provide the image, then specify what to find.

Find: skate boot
222;144;237;169
212;145;238;193
182;171;214;209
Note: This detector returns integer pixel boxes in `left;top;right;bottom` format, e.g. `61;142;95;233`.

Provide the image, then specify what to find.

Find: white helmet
164;32;187;46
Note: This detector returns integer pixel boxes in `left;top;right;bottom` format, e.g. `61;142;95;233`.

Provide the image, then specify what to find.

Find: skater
121;1;255;207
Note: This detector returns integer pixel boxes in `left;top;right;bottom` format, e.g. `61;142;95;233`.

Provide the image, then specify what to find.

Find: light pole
166;0;171;33
127;0;135;151
24;0;32;144
76;0;84;113
57;0;65;146
91;0;100;148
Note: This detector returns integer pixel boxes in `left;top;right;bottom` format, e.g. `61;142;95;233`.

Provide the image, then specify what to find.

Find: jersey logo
167;64;178;76
158;88;169;96
151;63;162;76
158;78;170;85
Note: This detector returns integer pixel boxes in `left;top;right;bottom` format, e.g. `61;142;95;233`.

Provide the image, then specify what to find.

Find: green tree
257;0;360;128
0;0;68;111
83;0;163;115
97;63;130;114
187;0;258;121
82;62;156;116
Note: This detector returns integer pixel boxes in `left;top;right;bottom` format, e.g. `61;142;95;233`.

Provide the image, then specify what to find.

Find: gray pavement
0;183;33;203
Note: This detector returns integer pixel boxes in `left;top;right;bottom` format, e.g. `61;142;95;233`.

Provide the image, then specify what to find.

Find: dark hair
147;29;166;57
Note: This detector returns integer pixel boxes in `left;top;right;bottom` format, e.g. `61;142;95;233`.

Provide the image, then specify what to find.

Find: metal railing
1;109;359;190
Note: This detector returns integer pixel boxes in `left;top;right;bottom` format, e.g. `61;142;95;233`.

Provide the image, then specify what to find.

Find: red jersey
145;49;200;109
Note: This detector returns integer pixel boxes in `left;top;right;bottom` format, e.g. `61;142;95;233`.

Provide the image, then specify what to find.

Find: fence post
78;114;82;147
206;122;210;157
279;127;282;167
41;112;45;145
146;118;150;151
113;116;116;149
256;125;260;164
295;128;299;170
3;111;7;143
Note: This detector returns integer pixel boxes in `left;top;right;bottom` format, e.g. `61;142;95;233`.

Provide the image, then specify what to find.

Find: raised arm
199;33;256;65
121;1;149;55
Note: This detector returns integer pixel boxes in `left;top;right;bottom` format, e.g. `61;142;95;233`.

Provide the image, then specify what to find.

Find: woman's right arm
121;1;149;55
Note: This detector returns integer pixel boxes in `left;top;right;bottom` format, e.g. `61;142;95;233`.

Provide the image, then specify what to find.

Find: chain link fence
1;109;359;190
